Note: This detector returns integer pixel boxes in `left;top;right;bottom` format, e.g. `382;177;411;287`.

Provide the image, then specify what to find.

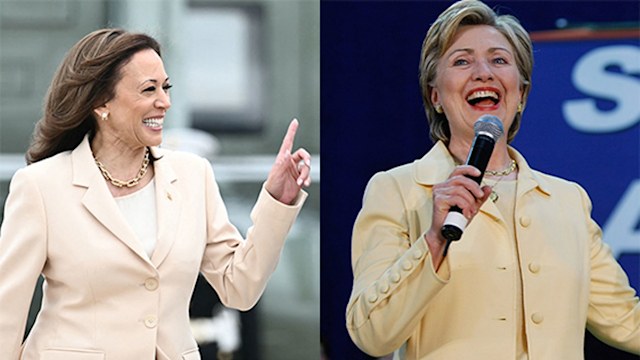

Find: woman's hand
265;119;311;205
424;165;492;269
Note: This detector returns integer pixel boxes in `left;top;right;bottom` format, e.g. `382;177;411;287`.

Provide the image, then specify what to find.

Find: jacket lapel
506;147;552;201
410;142;554;240
72;136;152;264
72;138;184;268
149;147;182;268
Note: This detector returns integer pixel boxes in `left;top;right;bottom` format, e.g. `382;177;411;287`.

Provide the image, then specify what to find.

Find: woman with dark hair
346;1;639;359
0;28;311;359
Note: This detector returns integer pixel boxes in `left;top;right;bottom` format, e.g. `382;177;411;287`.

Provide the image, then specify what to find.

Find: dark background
320;1;640;359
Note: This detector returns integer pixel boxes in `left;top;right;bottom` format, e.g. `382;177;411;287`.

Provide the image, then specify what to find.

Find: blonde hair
27;29;161;164
419;0;533;144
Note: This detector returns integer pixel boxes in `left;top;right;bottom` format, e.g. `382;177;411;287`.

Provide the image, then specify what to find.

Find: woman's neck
92;134;146;174
447;136;513;173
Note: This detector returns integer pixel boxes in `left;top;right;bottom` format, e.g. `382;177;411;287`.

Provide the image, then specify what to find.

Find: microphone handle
465;133;495;184
440;134;496;256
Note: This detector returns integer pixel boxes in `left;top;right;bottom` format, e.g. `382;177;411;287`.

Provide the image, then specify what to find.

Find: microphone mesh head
474;115;504;140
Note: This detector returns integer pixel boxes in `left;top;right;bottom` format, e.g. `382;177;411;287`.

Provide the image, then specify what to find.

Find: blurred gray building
0;0;319;359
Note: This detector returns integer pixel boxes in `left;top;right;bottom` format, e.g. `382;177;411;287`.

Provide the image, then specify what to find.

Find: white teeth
143;117;164;128
467;90;499;101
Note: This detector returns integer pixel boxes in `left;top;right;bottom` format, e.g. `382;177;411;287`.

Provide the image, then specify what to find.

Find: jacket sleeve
346;171;450;356
581;186;640;354
199;158;306;311
0;168;47;359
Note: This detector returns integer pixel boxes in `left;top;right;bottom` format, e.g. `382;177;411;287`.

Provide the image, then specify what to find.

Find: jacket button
531;312;544;324
144;315;158;328
144;278;159;291
402;260;413;271
519;216;531;227
378;280;390;294
528;262;540;274
390;271;401;283
412;250;423;260
367;291;378;303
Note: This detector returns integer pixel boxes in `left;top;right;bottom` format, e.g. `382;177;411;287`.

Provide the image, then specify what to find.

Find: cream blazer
347;141;639;359
0;136;306;360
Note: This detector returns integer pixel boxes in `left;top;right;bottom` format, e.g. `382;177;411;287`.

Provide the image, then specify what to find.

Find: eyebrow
139;77;171;87
446;47;513;59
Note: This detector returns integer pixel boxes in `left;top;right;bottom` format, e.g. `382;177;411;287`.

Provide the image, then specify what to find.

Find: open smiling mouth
466;90;500;107
143;117;164;129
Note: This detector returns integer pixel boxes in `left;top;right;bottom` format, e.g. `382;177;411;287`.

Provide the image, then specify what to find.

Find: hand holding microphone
438;115;504;256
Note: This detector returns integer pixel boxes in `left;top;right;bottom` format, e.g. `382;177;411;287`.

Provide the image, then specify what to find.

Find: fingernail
297;178;303;186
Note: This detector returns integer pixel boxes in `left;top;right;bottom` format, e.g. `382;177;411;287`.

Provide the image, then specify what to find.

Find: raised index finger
278;118;299;155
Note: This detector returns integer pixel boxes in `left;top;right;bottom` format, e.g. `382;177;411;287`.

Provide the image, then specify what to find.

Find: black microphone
441;115;504;255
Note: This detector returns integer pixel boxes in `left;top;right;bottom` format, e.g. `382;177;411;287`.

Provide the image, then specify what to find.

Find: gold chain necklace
485;159;517;176
94;148;150;188
486;177;505;203
484;159;517;202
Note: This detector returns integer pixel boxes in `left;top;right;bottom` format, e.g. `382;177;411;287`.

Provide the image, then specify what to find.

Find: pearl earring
435;104;443;114
101;112;108;121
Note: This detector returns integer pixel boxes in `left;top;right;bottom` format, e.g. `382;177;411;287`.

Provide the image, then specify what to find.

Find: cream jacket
347;141;639;359
0;136;306;360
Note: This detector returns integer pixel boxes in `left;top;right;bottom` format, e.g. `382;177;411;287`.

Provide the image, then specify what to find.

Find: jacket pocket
181;348;201;360
42;348;104;360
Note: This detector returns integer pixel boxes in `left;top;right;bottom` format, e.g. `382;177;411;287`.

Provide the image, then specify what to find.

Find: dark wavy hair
26;28;161;164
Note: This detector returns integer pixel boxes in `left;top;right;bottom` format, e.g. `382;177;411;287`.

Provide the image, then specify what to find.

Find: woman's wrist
424;229;446;271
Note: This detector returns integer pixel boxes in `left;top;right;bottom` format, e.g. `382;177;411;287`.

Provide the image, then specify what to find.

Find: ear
518;93;524;108
430;86;440;107
519;81;527;104
93;104;109;120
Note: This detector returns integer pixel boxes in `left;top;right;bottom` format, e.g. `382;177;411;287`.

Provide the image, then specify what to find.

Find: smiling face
430;25;523;144
94;48;171;149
